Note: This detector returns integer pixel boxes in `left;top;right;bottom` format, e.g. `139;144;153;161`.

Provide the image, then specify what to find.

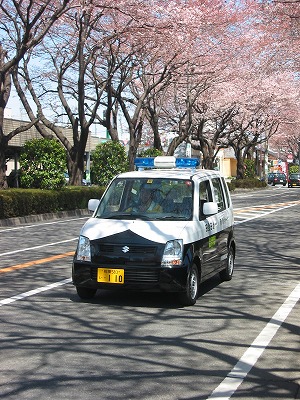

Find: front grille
91;267;159;284
98;244;156;255
125;268;159;283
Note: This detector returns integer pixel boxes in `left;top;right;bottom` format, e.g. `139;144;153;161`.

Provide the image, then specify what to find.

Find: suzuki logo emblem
122;246;130;253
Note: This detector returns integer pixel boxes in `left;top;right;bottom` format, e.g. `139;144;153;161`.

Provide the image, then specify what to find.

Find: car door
198;179;220;278
210;177;230;273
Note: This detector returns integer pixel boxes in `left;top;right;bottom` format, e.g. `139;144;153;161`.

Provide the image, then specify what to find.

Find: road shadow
69;274;222;309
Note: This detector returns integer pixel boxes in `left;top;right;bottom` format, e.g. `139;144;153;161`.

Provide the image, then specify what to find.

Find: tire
179;264;199;306
220;246;234;282
76;286;97;299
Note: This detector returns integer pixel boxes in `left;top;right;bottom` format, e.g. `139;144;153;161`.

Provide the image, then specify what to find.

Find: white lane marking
206;282;300;399
235;211;265;217
0;278;72;307
234;203;298;225
0;216;88;232
2;203;296;255
0;238;77;257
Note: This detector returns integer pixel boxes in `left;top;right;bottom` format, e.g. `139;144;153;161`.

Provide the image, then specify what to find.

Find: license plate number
97;268;124;284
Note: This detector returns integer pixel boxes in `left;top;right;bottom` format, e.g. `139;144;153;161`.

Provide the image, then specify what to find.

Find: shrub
229;178;267;191
244;159;256;178
0;187;105;219
19;138;66;190
289;165;299;174
91;141;128;186
138;148;163;157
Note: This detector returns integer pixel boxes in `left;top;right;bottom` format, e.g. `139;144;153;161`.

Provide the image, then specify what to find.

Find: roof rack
134;156;200;171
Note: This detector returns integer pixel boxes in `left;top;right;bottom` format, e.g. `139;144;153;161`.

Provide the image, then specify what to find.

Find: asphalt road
0;186;299;400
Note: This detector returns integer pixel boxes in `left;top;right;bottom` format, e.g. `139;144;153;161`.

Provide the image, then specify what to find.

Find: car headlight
161;239;183;267
76;235;91;262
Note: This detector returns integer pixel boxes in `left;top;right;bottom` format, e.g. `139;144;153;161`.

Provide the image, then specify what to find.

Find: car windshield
94;177;194;221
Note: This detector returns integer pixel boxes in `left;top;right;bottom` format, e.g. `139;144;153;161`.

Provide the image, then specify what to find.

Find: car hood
80;217;204;245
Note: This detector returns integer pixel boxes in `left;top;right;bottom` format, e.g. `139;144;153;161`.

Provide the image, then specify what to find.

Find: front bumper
72;261;189;293
288;182;300;186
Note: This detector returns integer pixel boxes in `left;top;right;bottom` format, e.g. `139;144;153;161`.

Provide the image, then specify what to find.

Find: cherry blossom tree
12;0;188;179
13;3;116;185
0;0;72;189
157;0;300;176
133;0;247;158
3;0;300;187
252;0;300;162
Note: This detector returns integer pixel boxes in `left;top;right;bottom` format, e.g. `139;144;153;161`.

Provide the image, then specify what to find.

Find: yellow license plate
97;268;124;284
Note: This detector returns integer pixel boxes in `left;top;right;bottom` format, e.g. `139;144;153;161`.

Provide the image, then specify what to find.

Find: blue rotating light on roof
134;157;155;169
175;158;200;168
134;156;200;170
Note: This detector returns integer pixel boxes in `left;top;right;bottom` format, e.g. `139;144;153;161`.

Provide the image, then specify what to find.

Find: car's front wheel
76;286;97;299
220;245;235;281
179;264;199;306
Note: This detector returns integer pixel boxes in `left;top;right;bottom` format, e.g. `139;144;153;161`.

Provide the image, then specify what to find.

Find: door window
211;178;226;212
199;180;212;220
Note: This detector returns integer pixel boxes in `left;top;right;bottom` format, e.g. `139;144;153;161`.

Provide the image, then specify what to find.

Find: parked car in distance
288;173;300;187
64;172;88;186
268;172;287;186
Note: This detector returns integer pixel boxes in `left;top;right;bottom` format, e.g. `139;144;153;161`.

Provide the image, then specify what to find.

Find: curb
0;209;91;227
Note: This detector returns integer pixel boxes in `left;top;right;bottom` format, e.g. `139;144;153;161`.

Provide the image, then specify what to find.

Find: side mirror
88;199;100;212
203;202;218;216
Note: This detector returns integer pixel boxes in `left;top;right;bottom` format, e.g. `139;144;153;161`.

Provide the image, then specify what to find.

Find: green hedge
227;178;267;191
0;178;268;219
0;186;105;219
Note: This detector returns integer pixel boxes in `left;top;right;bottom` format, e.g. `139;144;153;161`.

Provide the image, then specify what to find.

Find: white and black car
72;156;236;306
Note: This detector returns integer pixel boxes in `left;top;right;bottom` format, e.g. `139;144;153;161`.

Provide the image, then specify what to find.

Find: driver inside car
128;185;162;213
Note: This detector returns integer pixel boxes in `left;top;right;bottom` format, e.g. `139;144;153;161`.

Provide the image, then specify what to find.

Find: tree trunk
147;109;163;152
68;155;84;186
236;148;245;179
0;136;8;189
0;44;11;189
67;130;88;185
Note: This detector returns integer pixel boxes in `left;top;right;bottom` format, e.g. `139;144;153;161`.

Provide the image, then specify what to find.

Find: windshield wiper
130;213;151;220
96;213;133;219
159;215;188;220
96;213;187;221
96;213;153;220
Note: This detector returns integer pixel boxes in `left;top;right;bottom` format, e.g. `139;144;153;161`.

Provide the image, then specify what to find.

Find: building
217;148;237;178
3;117;104;178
